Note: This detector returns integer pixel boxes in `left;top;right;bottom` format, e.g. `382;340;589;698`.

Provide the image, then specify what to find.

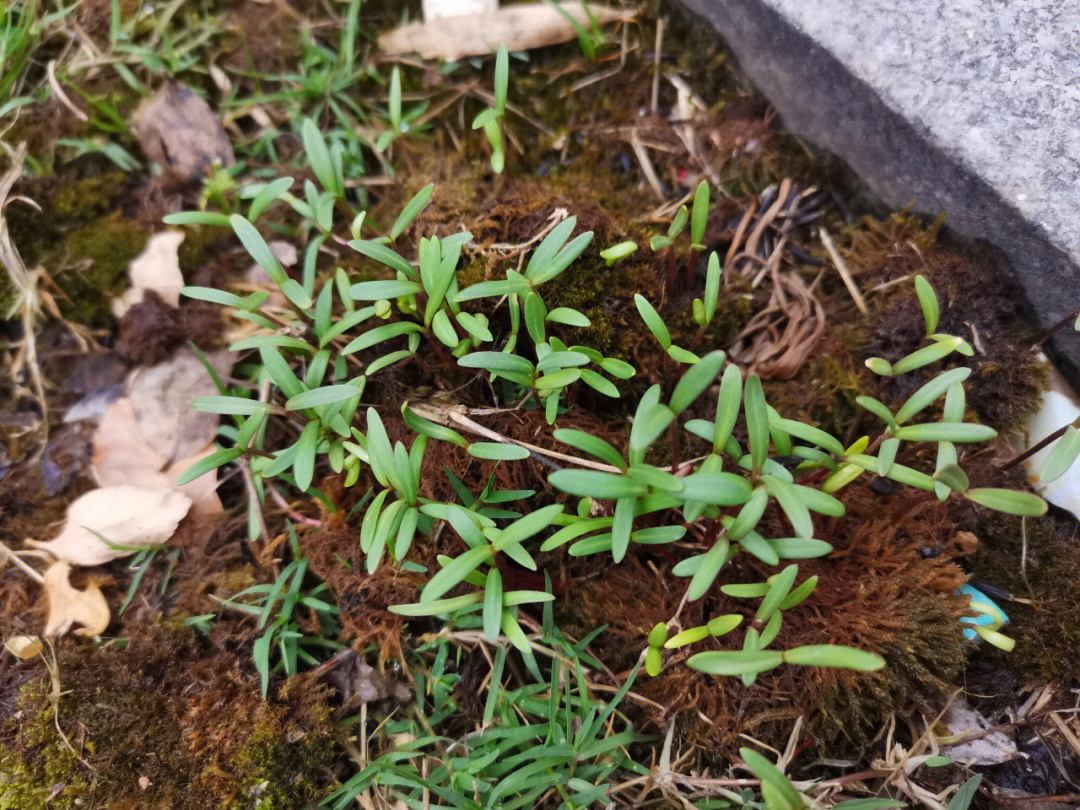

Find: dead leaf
43;561;111;637
379;2;635;60
133;82;235;182
422;0;497;21
941;697;1018;765
92;398;223;517
4;635;44;659
127;347;235;462
28;485;192;567
92;396;168;484
112;230;186;318
322;650;411;705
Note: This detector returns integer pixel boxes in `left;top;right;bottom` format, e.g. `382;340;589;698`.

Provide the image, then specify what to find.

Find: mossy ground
1;0;1078;804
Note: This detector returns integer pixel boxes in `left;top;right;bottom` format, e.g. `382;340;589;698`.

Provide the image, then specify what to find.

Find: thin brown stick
820;227;868;315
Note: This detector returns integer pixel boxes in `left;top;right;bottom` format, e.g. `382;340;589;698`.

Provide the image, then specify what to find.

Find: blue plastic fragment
957;584;1008;641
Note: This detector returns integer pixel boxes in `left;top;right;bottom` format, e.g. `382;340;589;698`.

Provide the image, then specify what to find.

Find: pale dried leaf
127;348;235;461
43;561;111;637
165;442;224;518
92;398;223;517
28;485;192;567
133;82;234;182
422;0;497;21
941;697;1018;765
379;3;635;60
112;230;186;317
92;397;169;485
4;635;44;659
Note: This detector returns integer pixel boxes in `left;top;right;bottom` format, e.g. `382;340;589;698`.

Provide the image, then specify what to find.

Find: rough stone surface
678;0;1080;383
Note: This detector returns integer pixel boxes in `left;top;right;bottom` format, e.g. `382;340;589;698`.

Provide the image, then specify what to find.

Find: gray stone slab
678;0;1080;383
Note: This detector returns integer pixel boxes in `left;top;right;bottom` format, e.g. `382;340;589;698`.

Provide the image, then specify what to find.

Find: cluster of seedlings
4;2;1080;807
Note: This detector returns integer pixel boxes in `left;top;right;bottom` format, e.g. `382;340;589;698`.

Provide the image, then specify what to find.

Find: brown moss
563;485;972;755
115;291;223;365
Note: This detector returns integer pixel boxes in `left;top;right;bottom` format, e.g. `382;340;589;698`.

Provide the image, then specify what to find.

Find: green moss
53;213;148;327
0;682;90;810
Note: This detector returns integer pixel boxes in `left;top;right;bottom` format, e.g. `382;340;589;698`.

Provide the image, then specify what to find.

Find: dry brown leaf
133;82;235;182
165;442;224;518
43;562;111;637
92;398;223;517
4;635;44;659
422;0;497;20
112;230;186;318
28;485;192;567
127;348;235;462
92;396;169;484
379;2;635;60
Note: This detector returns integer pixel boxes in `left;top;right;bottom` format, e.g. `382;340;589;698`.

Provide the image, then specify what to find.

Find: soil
1;1;1078;807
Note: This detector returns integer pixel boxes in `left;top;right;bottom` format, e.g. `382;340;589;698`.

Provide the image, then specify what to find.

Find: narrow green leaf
669;350;725;415
483;568;502;641
391;183;434;240
389;592;483;616
756;563;798;622
865;357;894;376
893;423;997;443
549;469;646;500
895;367;971;425
580;369;620;397
703;251;721;322
176;447;244;485
286;384;363;410
744;375;770;471
402;405;468;448
599;357;636;379
349;279;423;300
525;217;575;279
553;429;626;469
706;614;743;637
342;321;423;354
856;395;898;431
878;437;900;476
458;351;534;375
914;274;939;336
681;472;753;506
739;748;805;809
610;497;634;563
349;239;418;280
293;420;320;491
933;463;969;493
468;442;530;461
664;625;710;649
421;544;494;602
192;396;270;416
774;417;844;457
599;241;637;265
687;650;783;676
893;337;964;375
634;294;671;348
782;645;885;671
533;231;593;285
690;180;710;247
964;488;1047;516
762;475;813;538
546;307;591;327
1041;425;1080;482
454;274;531;302
687;538;730;601
667;205;688;239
